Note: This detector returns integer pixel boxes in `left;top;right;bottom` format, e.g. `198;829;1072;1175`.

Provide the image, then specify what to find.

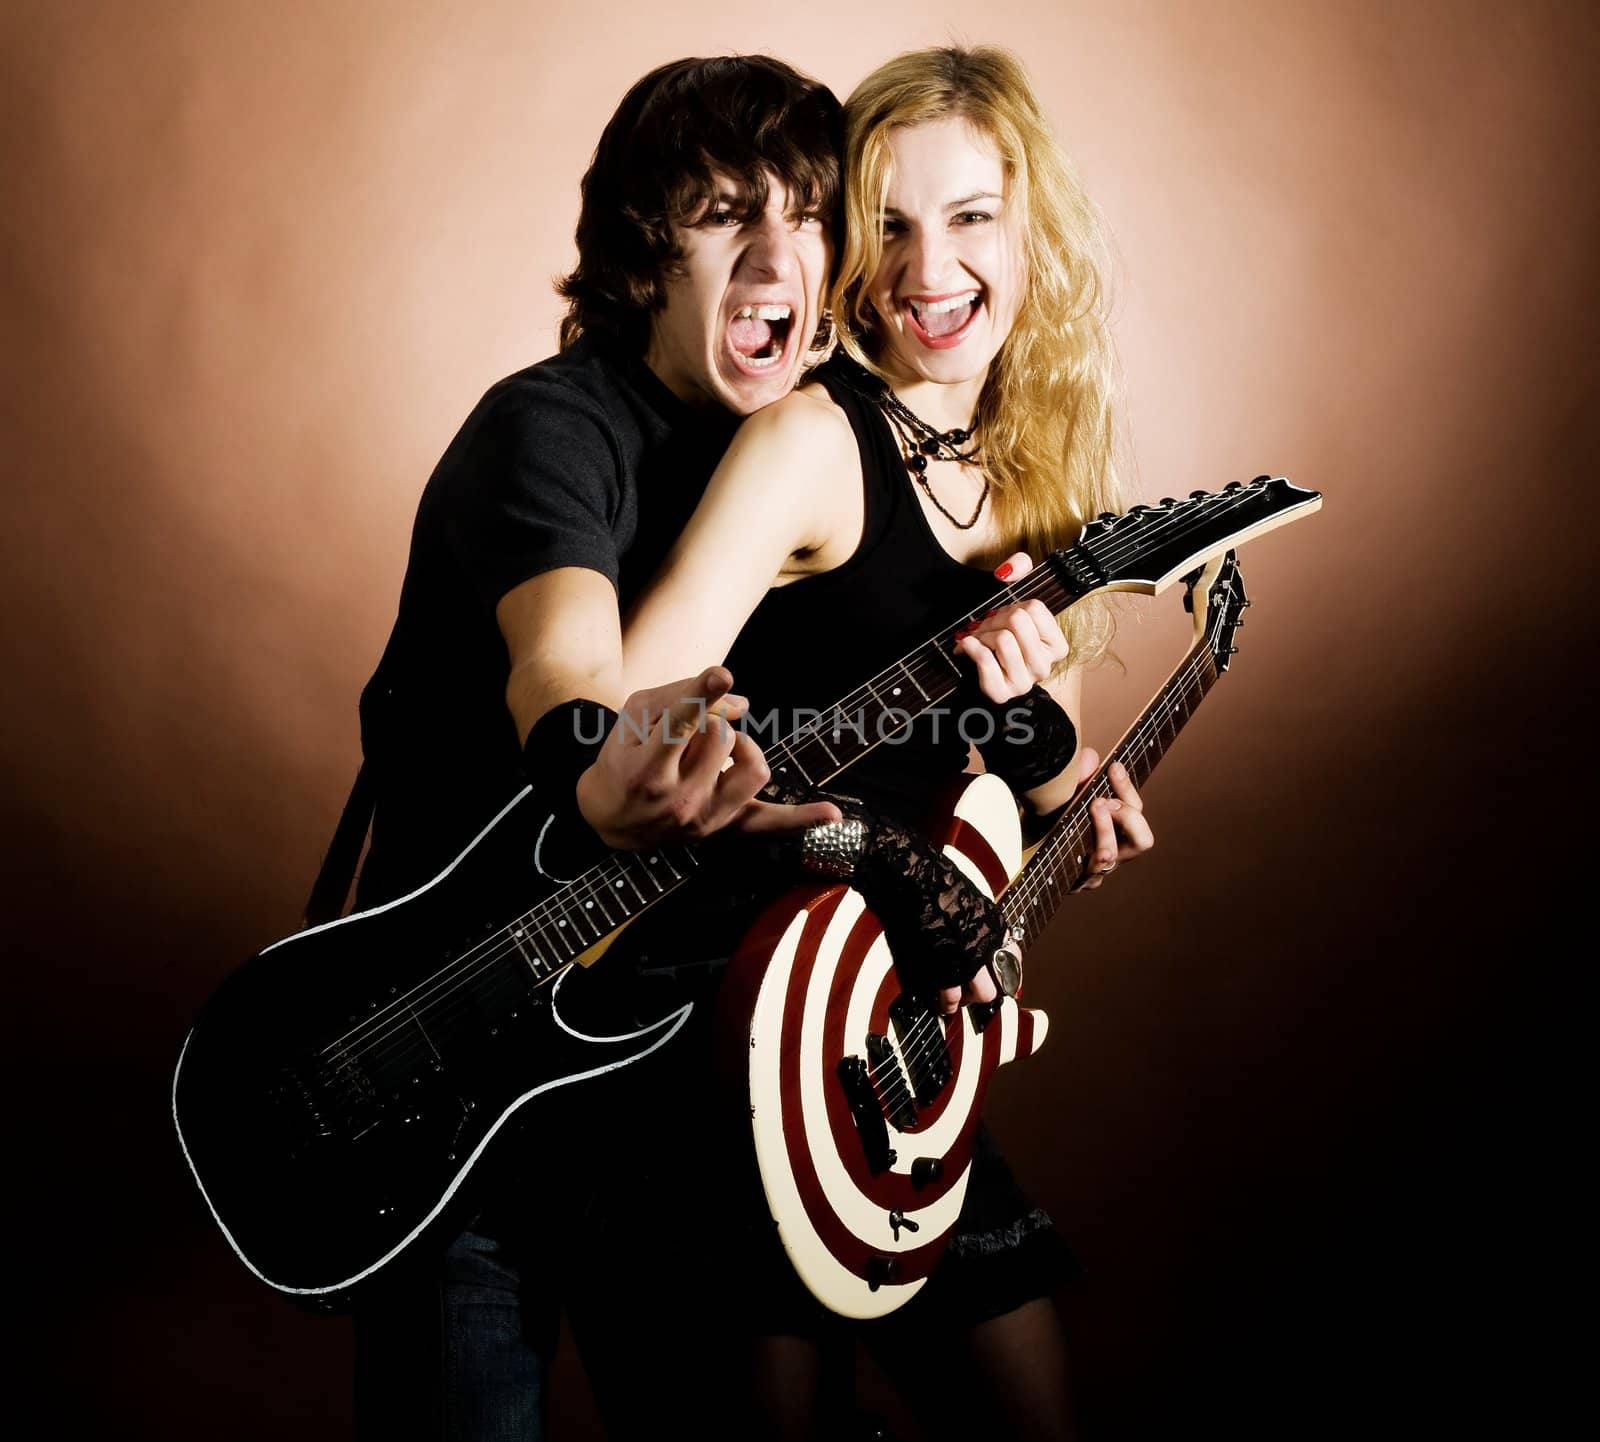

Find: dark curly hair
557;56;843;353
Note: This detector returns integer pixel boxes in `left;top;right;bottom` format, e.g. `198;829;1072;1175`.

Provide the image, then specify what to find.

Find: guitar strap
302;762;375;928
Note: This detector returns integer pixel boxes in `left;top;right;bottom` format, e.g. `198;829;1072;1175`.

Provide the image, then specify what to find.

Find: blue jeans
354;1227;555;1442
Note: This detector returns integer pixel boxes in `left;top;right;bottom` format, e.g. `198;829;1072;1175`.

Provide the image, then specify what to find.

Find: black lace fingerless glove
961;681;1077;792
759;797;1009;994
854;810;1010;992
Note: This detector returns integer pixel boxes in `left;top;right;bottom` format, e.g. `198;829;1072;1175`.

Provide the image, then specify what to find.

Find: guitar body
726;551;1258;1319
721;773;1044;1319
172;787;692;1308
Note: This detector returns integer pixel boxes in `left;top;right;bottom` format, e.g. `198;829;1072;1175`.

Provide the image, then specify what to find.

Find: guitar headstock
1061;476;1319;598
1183;550;1250;673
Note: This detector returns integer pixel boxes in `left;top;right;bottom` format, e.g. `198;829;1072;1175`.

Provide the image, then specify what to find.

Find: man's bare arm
497;567;624;744
496;565;837;848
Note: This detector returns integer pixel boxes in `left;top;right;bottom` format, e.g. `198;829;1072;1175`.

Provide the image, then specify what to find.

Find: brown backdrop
3;1;1591;1436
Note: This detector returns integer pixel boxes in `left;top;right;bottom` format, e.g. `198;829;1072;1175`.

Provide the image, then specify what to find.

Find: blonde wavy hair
833;46;1129;662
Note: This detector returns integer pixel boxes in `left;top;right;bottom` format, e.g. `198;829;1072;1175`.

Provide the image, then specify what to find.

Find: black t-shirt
355;335;735;909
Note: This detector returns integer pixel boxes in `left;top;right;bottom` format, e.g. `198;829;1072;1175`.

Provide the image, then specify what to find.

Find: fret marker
892;687;902;696
615;880;624;889
585;901;594;909
558;920;566;928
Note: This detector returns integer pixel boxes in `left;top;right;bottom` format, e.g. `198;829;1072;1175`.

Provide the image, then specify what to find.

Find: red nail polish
995;562;1014;581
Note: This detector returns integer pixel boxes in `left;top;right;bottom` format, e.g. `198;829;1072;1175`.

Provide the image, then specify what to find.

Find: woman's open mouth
903;290;983;350
727;303;795;374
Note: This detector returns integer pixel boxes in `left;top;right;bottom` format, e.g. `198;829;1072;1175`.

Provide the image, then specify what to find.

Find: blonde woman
622;46;1152;1439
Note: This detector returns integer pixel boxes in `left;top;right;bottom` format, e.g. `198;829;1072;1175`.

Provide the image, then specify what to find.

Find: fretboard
1001;640;1221;940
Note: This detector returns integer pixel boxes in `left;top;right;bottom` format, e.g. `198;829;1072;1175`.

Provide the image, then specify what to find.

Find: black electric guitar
173;478;1319;1309
723;553;1254;1317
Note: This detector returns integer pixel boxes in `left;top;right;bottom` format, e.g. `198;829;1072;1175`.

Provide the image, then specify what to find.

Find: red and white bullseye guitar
720;553;1254;1318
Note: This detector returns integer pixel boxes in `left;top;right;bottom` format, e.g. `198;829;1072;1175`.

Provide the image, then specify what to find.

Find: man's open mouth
904;290;983;348
727;303;794;373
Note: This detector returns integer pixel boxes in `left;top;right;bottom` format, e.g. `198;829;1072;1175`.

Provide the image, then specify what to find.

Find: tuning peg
1159;496;1177;506
1128;503;1150;515
1098;511;1118;523
1190;489;1208;499
1251;474;1270;484
1224;480;1243;492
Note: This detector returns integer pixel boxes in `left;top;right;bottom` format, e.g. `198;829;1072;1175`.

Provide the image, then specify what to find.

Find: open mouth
904;290;983;350
727;303;795;374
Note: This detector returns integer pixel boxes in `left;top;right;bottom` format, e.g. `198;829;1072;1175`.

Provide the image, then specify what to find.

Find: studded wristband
799;818;869;879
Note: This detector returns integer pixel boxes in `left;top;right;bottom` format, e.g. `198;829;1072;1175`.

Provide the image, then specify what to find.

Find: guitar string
306;521;1252;1108
307;575;1228;1100
307;486;1266;1069
306;491;1269;1083
313;586;1232;1110
892;1010;949;1088
316;624;1226;1129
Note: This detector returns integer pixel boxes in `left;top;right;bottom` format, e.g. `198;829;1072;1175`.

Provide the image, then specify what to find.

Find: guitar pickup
865;1032;918;1132
889;997;951;1106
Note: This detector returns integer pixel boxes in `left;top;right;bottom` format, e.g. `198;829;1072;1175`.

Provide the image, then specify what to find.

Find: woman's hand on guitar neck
574;666;841;850
954;552;1070;702
1070;747;1155;891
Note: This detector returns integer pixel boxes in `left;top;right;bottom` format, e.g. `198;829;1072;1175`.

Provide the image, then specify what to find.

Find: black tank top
724;357;1000;821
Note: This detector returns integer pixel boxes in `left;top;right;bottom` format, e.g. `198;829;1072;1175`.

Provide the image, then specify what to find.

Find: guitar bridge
265;1054;377;1153
836;1056;897;1175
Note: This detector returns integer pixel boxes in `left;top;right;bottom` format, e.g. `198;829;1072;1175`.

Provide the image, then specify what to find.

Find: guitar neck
1000;639;1222;938
756;546;1105;796
442;483;1306;999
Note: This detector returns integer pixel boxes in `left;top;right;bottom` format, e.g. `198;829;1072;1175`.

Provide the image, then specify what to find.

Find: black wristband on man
521;698;618;880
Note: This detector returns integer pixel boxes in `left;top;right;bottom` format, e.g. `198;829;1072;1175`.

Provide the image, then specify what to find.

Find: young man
345;53;1145;1439
348;56;846;1439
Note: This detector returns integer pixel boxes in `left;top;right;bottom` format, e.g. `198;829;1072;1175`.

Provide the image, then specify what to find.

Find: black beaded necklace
838;358;989;530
